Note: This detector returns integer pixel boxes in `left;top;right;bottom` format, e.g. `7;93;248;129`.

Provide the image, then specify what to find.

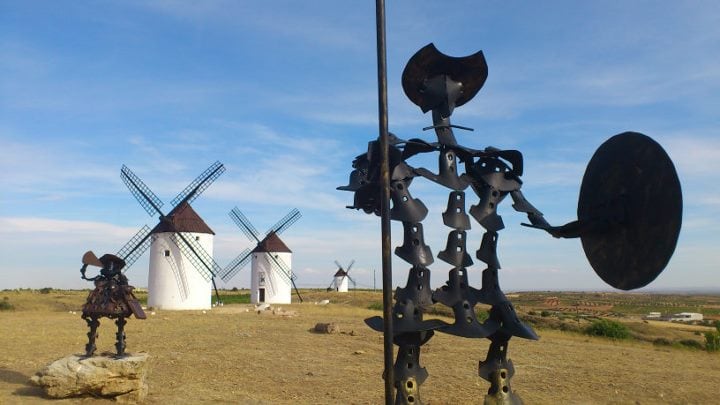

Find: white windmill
221;207;303;304
327;260;356;292
120;161;226;310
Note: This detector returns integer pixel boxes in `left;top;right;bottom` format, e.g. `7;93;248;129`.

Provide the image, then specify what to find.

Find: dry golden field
1;290;719;404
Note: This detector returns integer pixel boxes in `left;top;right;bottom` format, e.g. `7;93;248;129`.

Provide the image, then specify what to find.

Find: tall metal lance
375;0;394;403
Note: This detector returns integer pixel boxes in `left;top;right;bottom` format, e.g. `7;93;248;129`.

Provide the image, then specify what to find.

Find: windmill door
259;288;265;303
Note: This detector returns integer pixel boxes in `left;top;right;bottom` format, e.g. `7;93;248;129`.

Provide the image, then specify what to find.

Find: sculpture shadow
0;368;44;398
0;368;28;385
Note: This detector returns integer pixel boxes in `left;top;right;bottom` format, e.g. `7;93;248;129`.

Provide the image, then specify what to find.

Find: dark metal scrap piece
578;132;682;290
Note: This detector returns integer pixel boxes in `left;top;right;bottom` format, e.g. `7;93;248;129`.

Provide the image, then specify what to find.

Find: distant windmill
327;260;356;292
120;161;225;310
221;207;303;304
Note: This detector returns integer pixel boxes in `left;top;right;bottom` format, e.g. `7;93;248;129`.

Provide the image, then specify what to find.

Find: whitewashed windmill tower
327;260;356;292
221;207;303;304
120;161;225;310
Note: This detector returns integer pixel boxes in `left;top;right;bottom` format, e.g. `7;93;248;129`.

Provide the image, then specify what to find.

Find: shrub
678;339;703;350
475;309;489;323
39;287;53;294
585;319;630;339
653;338;672;346
540;310;551;317
705;330;720;352
0;297;14;311
367;302;383;311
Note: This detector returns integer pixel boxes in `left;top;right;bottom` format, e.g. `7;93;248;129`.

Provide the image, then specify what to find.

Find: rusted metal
339;40;682;404
80;252;146;357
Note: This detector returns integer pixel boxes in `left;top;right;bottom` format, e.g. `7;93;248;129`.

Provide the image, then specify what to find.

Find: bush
585;319;630;339
39;287;53;294
540;310;551;317
678;339;703;350
367;302;383;311
653;338;672;346
705;323;720;352
475;309;489;323
0;297;14;311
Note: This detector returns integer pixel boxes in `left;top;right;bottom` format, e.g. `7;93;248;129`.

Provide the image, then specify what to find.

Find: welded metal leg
390;331;431;405
479;334;523;405
115;317;127;356
84;316;99;357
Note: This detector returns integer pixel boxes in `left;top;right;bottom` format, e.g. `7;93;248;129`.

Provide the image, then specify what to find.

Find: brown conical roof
251;231;291;253
334;269;347;277
151;202;215;235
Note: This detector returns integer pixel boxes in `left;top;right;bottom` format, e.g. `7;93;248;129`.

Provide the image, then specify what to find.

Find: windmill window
195;236;200;241
164;250;170;257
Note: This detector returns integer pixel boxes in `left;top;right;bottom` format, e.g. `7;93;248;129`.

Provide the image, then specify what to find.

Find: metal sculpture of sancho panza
339;43;682;404
80;251;147;357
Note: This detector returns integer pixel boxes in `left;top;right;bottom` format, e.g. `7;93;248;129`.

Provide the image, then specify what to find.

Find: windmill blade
168;232;221;282
346;259;355;273
334;260;344;270
221;248;252;283
170;161;226;208
267;208;301;236
265;253;293;285
163;251;189;301
121;165;165;217
117;225;152;272
347;274;357;288
327;278;336;291
229;207;261;243
266;252;303;302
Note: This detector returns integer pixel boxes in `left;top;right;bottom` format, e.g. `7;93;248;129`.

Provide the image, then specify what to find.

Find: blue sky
1;1;718;292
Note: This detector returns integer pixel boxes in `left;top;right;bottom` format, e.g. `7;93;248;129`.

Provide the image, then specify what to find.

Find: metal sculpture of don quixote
339;43;682;404
80;251;147;357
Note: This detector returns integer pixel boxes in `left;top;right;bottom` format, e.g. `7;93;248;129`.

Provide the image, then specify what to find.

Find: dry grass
1;290;719;404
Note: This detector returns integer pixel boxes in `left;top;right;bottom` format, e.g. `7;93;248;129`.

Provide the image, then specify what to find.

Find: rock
272;308;298;317
313;323;340;334
30;353;149;403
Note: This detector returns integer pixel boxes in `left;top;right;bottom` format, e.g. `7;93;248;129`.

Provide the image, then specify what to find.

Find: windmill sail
267;208;301;236
230;207;261;242
117;225;152;272
221;248;252;282
170;161;226;208
121;165;164;217
168;232;221;282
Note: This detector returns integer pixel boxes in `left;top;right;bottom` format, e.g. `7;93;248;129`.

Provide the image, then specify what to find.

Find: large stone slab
30;353;149;403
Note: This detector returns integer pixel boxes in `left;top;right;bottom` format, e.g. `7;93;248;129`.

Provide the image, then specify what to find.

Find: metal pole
375;0;394;403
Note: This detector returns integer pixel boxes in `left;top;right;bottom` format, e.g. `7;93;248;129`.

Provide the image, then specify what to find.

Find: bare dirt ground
1;290;719;404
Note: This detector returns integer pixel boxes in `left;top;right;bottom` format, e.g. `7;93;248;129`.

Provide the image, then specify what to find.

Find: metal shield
578;132;682;290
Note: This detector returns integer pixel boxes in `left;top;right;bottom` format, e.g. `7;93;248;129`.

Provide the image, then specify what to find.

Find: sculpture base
30;353;149;403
